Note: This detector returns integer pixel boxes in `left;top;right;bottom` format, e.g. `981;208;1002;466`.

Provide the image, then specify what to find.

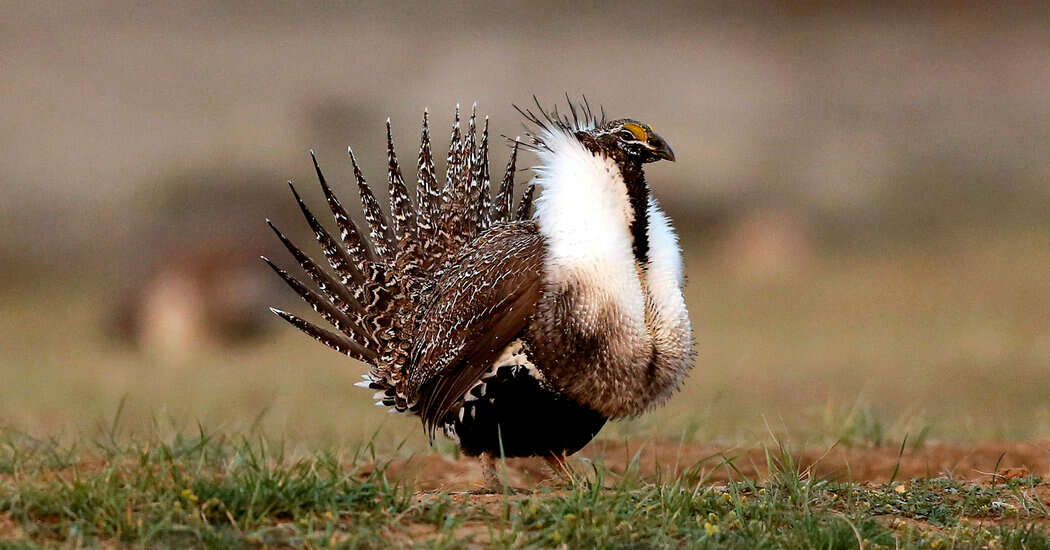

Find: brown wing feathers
414;243;543;436
265;106;537;415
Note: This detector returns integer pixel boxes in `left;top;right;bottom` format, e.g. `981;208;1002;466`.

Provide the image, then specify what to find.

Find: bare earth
366;440;1050;545
374;439;1050;492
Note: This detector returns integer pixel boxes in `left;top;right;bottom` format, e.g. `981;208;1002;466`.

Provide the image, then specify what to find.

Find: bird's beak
654;143;676;162
647;134;675;162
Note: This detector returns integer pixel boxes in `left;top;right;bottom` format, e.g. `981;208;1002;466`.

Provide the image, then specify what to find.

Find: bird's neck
619;160;650;265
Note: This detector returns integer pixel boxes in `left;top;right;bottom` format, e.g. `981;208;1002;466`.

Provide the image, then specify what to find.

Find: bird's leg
479;452;504;493
543;453;578;486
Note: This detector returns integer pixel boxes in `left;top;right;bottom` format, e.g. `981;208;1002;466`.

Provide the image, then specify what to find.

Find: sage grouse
264;100;694;483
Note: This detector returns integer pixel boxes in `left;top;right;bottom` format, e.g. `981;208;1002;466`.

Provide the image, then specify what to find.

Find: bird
263;99;694;489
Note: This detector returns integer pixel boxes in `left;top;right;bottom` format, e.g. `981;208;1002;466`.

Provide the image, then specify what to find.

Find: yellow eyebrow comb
621;122;649;141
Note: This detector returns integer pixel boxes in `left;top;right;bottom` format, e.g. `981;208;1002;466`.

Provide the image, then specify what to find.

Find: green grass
1;429;1047;549
1;228;1049;547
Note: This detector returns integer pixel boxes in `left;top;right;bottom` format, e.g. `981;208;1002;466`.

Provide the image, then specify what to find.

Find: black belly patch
444;365;607;458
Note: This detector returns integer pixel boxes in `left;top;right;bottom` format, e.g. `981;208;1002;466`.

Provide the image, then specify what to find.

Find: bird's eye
618;130;637;141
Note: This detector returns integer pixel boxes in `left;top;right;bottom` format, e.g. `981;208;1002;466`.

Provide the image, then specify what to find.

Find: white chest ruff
532;130;648;326
530;130;688;342
527;127;693;414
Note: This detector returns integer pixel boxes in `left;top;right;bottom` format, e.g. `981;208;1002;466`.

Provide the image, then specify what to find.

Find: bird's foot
476;452;523;494
543;453;580;487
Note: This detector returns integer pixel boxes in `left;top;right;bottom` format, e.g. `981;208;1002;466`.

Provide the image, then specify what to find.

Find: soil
372;439;1050;492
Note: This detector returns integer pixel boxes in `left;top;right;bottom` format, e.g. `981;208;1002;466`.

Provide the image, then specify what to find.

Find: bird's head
576;119;675;164
515;99;675;170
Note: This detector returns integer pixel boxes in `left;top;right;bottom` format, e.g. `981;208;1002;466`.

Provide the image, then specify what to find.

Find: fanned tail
265;105;535;411
386;119;421;280
491;141;518;224
469;116;492;233
414;110;440;267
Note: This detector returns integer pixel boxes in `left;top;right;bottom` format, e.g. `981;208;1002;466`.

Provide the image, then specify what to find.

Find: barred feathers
265;105;533;411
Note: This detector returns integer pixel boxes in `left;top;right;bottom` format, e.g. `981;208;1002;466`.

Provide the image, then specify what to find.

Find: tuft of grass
0;429;413;547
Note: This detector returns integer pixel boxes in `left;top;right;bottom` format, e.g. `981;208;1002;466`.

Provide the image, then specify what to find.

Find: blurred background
2;1;1048;451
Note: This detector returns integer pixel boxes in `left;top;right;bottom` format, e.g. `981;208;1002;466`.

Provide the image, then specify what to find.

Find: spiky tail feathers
264;105;536;411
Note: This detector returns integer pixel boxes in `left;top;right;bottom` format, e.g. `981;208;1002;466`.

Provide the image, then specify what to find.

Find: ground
1;229;1049;547
382;439;1050;491
0;432;1048;549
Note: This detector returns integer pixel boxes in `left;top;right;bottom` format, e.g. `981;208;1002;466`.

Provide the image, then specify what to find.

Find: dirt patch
586;439;1050;483
0;514;24;540
369;440;1050;491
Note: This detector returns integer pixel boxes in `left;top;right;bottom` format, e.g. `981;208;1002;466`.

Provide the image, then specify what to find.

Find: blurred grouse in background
264;100;694;486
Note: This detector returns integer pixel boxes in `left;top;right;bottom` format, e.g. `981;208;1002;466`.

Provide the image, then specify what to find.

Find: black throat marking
621;160;650;265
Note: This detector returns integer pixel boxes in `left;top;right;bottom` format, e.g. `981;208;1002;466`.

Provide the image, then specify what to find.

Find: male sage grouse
264;99;694;487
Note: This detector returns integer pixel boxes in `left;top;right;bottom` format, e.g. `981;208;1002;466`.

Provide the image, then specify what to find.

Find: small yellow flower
180;488;198;503
704;522;720;536
894;484;907;494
